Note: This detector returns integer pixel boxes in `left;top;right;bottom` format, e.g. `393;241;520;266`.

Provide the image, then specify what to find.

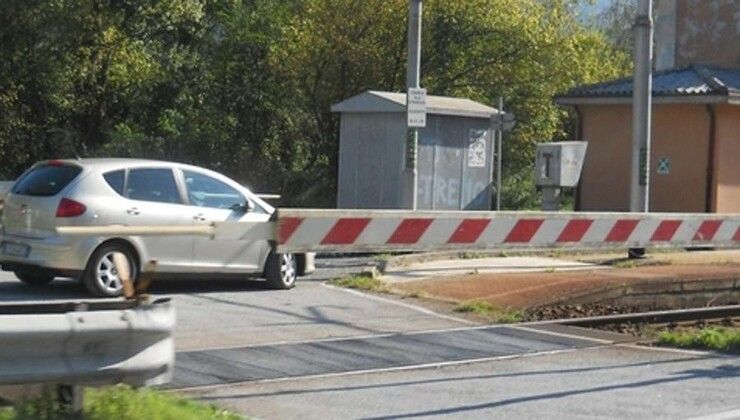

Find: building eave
554;94;732;106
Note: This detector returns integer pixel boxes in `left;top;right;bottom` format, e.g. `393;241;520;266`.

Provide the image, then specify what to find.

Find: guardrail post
57;384;84;418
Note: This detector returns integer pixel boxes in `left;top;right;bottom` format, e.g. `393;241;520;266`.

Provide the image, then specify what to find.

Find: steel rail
553;304;740;328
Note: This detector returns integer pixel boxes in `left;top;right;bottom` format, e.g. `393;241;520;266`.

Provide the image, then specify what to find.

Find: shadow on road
360;364;740;419
0;276;279;302
0;256;374;302
196;354;721;401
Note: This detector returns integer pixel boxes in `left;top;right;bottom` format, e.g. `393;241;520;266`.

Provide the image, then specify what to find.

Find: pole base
628;248;647;259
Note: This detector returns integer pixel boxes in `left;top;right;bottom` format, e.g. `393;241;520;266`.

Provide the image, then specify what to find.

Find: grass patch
656;327;740;353
612;259;637;269
0;385;242;420
546;250;564;259
458;251;487;260
453;299;522;323
403;290;429;299
610;258;673;269
329;275;389;292
373;253;392;263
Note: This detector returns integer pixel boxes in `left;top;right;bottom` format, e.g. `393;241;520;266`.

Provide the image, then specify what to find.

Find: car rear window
103;170;125;196
11;164;82;197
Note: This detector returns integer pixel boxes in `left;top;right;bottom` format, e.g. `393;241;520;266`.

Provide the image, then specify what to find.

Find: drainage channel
170;325;603;389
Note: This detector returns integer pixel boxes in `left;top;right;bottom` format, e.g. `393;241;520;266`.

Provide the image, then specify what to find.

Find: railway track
549;304;740;328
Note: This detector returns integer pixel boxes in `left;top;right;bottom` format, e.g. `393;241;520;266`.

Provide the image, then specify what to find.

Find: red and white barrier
274;209;740;253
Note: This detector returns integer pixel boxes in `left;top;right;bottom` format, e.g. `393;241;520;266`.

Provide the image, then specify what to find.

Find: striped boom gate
274;209;740;253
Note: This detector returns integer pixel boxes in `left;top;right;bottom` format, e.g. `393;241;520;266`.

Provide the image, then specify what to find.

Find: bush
0;385;242;420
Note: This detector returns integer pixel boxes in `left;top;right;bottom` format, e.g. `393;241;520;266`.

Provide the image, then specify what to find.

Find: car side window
126;168;182;204
183;170;245;210
103;170;125;196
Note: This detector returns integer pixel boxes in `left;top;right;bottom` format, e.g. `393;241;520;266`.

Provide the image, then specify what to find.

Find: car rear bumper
0;233;95;274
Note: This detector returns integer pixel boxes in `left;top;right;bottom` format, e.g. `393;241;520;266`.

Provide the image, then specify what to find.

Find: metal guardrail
0;298;175;387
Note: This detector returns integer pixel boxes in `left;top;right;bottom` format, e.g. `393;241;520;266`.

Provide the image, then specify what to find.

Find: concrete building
331;91;501;210
556;65;740;213
557;0;739;213
655;0;740;70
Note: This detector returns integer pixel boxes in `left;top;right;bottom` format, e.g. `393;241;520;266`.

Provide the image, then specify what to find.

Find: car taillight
56;198;87;218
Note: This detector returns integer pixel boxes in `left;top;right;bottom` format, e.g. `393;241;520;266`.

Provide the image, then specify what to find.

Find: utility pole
631;0;652;213
496;96;503;210
404;0;422;210
629;0;653;258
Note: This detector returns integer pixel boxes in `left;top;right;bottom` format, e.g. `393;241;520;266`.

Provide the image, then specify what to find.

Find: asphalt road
1;257;738;419
189;345;740;420
171;325;601;388
0;256;465;350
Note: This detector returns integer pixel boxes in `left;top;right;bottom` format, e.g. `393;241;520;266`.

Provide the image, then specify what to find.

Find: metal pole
496;96;503;210
628;0;653;259
404;0;422;210
630;0;653;213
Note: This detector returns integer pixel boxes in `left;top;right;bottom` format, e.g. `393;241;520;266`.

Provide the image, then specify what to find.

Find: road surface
0;256;737;419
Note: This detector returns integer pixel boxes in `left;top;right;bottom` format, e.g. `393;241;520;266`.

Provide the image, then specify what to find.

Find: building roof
331;90;501;118
556;64;740;105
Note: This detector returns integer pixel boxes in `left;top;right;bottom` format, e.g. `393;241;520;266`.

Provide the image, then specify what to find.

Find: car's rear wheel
14;271;55;286
264;252;297;290
83;243;138;297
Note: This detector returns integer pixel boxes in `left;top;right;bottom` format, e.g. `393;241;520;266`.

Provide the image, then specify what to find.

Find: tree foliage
0;0;629;208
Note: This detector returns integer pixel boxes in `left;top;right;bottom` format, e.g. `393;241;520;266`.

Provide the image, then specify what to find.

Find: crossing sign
657;157;670;175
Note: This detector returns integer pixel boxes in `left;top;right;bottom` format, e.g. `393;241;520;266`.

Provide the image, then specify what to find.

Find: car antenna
72;146;82;161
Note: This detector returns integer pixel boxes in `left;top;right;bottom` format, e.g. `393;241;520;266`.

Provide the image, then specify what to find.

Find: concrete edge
378;247;740;273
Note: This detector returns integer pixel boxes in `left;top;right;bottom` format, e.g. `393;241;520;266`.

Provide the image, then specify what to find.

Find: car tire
264;252;297;290
83;243;138;297
14;271;54;286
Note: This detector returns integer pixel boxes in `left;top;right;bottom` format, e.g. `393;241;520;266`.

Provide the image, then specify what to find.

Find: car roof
42;158;275;212
48;158;186;171
45;158;234;175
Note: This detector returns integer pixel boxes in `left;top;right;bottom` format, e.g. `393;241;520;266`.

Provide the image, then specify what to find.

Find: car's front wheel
83;243;138;297
264;252;297;290
14;270;55;286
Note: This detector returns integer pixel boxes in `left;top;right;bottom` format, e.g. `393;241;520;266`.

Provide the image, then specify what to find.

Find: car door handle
126;207;140;216
193;214;207;222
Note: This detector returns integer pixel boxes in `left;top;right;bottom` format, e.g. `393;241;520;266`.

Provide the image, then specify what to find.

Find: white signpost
407;87;427;128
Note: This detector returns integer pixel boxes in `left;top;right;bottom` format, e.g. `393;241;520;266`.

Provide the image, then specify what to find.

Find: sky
578;0;611;22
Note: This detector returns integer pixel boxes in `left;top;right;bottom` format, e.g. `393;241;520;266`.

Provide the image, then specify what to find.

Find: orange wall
579;104;711;212
714;105;740;212
578;105;632;211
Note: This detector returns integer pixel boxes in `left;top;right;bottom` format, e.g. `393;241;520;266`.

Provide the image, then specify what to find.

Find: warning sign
468;129;487;168
406;88;427;128
657;157;670;175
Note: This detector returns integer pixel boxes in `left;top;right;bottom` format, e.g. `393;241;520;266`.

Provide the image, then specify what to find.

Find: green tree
274;0;629;207
0;0;629;209
0;0;205;176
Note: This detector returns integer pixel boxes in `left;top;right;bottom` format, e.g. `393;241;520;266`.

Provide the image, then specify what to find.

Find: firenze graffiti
418;175;488;209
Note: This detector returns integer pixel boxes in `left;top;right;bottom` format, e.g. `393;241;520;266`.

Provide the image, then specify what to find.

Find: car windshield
11;164;82;197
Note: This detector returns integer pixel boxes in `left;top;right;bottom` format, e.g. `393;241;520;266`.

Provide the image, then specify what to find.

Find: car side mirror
232;200;254;213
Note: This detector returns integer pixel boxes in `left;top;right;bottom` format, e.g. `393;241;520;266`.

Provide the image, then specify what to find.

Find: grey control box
535;141;588;188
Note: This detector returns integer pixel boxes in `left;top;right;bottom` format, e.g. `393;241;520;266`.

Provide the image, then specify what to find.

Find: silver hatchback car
0;158;313;296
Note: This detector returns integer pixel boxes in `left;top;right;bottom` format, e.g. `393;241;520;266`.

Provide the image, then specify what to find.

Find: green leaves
0;0;629;206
